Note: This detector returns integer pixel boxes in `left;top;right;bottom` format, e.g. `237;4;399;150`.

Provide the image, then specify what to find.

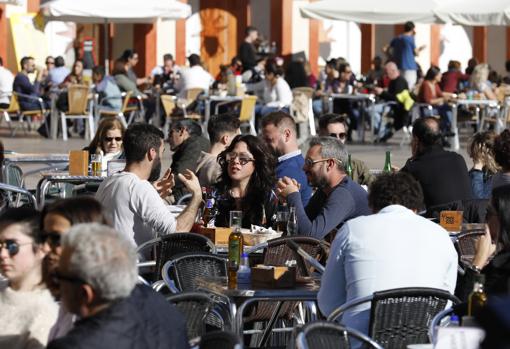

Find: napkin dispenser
197;227;232;245
251;265;296;288
69;150;89;176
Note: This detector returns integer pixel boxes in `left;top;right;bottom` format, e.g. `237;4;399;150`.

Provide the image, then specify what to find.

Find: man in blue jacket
262;111;312;206
47;223;189;349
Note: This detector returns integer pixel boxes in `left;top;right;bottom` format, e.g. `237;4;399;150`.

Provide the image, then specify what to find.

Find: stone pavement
0;126;473;190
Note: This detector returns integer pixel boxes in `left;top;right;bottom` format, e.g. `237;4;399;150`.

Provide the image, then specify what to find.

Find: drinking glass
229;210;242;230
276;211;289;233
90;154;102;176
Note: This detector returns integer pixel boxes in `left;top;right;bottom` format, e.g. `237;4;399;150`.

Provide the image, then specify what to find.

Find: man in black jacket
401;117;472;210
47;224;189;349
373;61;410;142
168;119;210;202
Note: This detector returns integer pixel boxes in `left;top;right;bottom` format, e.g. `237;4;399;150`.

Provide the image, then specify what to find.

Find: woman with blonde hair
468;130;500;198
469;63;497;100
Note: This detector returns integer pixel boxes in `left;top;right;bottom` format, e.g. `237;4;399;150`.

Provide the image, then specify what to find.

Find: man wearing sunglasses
318;114;374;187
261;111;312;206
277;136;371;240
47;224;189;349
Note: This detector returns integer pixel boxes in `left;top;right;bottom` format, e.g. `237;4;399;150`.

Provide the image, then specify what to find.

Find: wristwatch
467;264;482;274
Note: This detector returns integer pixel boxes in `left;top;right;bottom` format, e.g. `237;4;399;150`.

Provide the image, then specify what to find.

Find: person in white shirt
318;172;458;337
250;60;292;118
95;123;202;248
175;54;213;98
0;56;14;107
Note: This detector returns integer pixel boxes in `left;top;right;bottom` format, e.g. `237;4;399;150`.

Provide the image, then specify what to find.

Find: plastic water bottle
447;314;460;327
237;253;251;285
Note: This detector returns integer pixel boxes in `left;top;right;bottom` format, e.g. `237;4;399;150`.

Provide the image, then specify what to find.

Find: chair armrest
326;295;374;322
0;183;38;209
13;92;43;104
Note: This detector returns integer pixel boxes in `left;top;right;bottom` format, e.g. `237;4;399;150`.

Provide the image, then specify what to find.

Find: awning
434;0;510;26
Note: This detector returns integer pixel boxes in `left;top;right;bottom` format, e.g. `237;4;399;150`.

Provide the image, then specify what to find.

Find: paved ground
0;124;473;190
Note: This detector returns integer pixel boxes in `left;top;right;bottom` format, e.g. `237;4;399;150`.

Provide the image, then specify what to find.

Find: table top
4;153;69;163
448;223;486;236
201;95;244;101
452;99;498;106
39;171;105;182
329;93;375;100
196;276;319;299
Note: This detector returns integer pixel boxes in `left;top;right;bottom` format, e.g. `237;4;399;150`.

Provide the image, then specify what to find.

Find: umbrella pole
104;19;109;74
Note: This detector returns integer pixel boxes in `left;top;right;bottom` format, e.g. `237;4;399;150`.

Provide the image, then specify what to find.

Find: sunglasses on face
52;269;86;285
0;239;33;257
226;152;255;166
104;137;122;142
40;232;61;248
329;132;347;140
304;158;330;168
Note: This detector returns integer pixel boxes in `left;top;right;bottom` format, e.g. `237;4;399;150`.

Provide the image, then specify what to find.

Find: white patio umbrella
434;0;510;26
299;0;445;24
40;0;192;70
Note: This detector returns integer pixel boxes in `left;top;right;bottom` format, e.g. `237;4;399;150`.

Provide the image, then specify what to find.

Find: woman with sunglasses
85;117;126;168
40;197;109;340
214;134;278;228
0;207;58;349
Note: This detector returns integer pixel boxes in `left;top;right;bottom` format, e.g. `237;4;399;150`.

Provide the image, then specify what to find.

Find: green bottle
383;151;392;173
346;154;353;178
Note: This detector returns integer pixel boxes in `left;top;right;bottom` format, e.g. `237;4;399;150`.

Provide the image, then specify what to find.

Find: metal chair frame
0;182;38;209
296;321;383;349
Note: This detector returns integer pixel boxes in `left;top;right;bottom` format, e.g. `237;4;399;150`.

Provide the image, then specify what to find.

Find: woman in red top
418;66;455;135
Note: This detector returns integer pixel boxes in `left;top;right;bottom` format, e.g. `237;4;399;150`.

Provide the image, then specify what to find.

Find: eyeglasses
52;269;86;285
329;132;347;140
40;232;61;248
304;158;340;168
46;61;55;65
104;137;122;142
0;240;33;257
225;152;255;166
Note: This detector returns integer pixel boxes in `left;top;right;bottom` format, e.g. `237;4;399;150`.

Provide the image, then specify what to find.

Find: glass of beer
90;154;102;176
276;211;289;234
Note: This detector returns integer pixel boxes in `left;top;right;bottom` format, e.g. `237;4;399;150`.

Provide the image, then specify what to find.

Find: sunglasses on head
104;137;122;142
329;132;347;140
40;232;61;248
0;239;33;257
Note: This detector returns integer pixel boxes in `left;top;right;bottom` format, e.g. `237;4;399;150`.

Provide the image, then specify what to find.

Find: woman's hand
472;225;497;270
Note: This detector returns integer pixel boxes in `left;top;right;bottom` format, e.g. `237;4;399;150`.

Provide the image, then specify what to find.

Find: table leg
50;94;58;140
328;96;333;114
451;104;459;151
36;179;52;208
204;100;211;136
257;301;284;347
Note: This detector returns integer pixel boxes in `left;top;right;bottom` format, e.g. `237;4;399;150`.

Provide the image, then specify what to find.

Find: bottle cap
450;314;459;322
241;253;248;258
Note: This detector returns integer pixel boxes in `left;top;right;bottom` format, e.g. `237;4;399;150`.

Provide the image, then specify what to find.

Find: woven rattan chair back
167;291;213;341
167;252;227;292
199;330;242;349
455;231;485;266
154;233;215;281
264;236;329;277
67;85;89;115
368;287;460;349
297;321;383;349
160;95;176;117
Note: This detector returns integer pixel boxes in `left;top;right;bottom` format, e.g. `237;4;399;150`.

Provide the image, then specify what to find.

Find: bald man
401;117;472;209
372;61;410;142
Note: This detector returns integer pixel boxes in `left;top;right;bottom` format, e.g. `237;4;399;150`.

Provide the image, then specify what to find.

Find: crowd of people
2;22;510;349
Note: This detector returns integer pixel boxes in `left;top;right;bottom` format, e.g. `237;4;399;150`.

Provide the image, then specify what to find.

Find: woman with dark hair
0;207;58;348
61;59;85;87
250;60;293;117
458;184;510;300
468;131;500;199
120;49;149;86
492;129;510;189
417;66;455;137
39;197;109;340
214;134;278;228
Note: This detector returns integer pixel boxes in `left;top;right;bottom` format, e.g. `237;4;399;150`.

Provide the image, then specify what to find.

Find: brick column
430;24;440;66
360;24;375;74
175;0;187;66
270;0;293;57
0;5;6;66
473;26;487;63
133;23;157;77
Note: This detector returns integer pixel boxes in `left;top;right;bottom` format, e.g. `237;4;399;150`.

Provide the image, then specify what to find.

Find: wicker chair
167;291;214;342
428;303;467;344
137;233;216;285
327;287;461;349
454;231;485;268
295;321;383;349
199;330;243;349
